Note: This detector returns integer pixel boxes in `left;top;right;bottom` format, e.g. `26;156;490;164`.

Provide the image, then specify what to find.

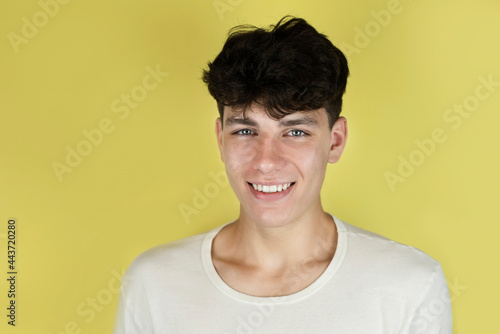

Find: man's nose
253;136;284;173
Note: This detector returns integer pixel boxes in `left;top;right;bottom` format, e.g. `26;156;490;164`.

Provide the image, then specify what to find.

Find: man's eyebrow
279;116;319;127
224;115;320;128
225;116;258;127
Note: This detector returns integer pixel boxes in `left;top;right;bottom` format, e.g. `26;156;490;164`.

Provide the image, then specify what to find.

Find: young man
113;16;452;333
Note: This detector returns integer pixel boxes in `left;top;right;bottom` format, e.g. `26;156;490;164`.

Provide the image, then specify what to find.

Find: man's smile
247;182;296;193
247;181;296;201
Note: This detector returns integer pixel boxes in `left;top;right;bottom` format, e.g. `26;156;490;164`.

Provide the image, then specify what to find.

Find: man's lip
247;181;296;185
247;181;295;200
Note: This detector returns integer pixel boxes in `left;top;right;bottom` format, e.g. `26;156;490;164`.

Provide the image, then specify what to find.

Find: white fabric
113;215;452;333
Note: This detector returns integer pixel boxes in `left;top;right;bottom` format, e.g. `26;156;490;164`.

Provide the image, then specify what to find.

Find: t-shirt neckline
201;213;348;304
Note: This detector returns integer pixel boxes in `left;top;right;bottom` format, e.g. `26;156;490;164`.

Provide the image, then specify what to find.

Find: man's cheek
223;162;243;188
225;148;252;167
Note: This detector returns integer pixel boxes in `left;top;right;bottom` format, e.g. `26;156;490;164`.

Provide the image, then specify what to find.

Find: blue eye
289;129;306;136
235;129;253;135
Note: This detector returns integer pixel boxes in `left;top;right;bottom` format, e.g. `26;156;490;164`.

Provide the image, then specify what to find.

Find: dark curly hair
202;15;349;128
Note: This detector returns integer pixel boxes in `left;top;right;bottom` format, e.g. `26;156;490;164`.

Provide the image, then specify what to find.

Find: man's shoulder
122;227;214;281
338;218;442;281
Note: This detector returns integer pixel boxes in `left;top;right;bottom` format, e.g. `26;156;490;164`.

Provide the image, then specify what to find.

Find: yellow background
1;0;498;332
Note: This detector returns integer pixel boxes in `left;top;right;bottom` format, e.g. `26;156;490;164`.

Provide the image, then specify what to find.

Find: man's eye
289;129;306;137
235;129;253;135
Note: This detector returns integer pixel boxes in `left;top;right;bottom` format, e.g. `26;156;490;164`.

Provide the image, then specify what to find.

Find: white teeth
251;183;292;193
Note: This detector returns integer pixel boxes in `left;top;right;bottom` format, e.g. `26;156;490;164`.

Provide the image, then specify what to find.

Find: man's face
215;103;347;228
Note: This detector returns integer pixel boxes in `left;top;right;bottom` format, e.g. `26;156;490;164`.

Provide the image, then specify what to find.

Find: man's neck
215;210;337;273
211;209;338;297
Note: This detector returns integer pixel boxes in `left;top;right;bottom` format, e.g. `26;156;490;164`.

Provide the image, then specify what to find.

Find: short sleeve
407;264;453;334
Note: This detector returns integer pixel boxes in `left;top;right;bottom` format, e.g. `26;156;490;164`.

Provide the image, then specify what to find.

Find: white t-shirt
112;215;452;333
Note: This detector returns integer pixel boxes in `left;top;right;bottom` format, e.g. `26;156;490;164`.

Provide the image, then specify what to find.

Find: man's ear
328;116;348;163
215;117;224;162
